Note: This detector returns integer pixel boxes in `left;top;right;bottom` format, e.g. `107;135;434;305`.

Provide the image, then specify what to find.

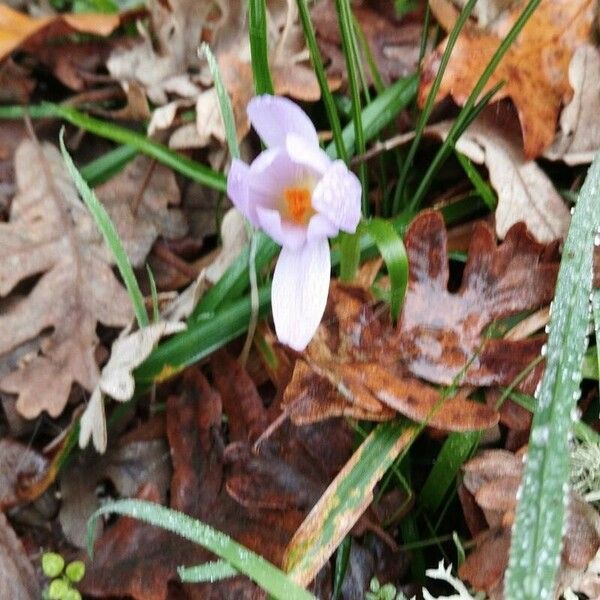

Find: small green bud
65;561;85;583
42;553;65;578
48;578;69;600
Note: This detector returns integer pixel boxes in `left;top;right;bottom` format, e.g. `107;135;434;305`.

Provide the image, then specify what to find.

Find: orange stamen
283;186;313;225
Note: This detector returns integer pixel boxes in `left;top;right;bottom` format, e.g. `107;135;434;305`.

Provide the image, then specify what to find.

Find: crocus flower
227;95;362;351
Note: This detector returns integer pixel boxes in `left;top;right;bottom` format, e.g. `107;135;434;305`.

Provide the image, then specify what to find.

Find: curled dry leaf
0;140;132;418
0;512;40;600
545;44;600;165
79;320;185;453
458;449;600;598
420;0;595;158
0;438;48;510
0;4;120;61
431;107;570;242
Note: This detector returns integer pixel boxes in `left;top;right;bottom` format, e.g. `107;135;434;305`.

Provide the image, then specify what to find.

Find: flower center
283;185;314;225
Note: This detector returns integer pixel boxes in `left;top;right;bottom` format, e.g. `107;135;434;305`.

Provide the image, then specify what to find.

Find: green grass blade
249;0;274;94
284;422;417;585
411;0;541;208
327;74;418;160
508;391;600;445
339;232;361;282
49;104;226;192
59;131;148;328
392;0;478;214
296;0;347;161
592;289;600;399
331;536;351;600
87;500;315;600
135;286;272;384
80;144;137;187
505;150;600;600
362;218;408;322
455;151;497;211
200;42;240;160
335;0;367;212
178;561;237;583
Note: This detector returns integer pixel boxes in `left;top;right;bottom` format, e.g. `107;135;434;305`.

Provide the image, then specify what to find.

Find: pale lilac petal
227;159;256;224
286;133;331;175
248;95;319;149
312;160;362;232
272;238;331;351
306;213;338;242
256;205;307;250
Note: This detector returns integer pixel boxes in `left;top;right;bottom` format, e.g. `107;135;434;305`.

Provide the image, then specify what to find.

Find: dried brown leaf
431;108;570;242
0;140;132;418
420;0;595;158
394;210;559;387
545;44;600;165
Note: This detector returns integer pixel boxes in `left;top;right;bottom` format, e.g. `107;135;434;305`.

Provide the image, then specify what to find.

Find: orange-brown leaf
419;0;595;158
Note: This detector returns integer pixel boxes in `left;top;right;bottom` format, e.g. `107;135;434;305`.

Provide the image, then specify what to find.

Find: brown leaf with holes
458;449;600;598
282;211;558;432
82;365;354;599
0;139;133;418
419;0;595;158
393;210;559;388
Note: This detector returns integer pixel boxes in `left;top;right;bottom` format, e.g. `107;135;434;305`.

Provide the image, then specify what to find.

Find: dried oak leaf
283;211;558;431
0;512;40;599
420;0;596;158
430;107;570;242
458;449;600;598
0;140;132;418
82;366;354;599
393;210;559;387
545;44;600;165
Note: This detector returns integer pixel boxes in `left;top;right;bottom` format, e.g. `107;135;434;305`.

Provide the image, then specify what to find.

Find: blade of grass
505;150;600;600
80;144;137;187
249;0;274;94
284;421;417;585
200;43;240;160
178;561;237;583
88;500;315;600
392;0;478;214
59;131;148;328
296;0;347;161
411;0;541;208
327;74;418;160
455;151;497;211
48;103;226;191
362;218;408;322
200;41;258;366
335;0;367;213
331;536;351;600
